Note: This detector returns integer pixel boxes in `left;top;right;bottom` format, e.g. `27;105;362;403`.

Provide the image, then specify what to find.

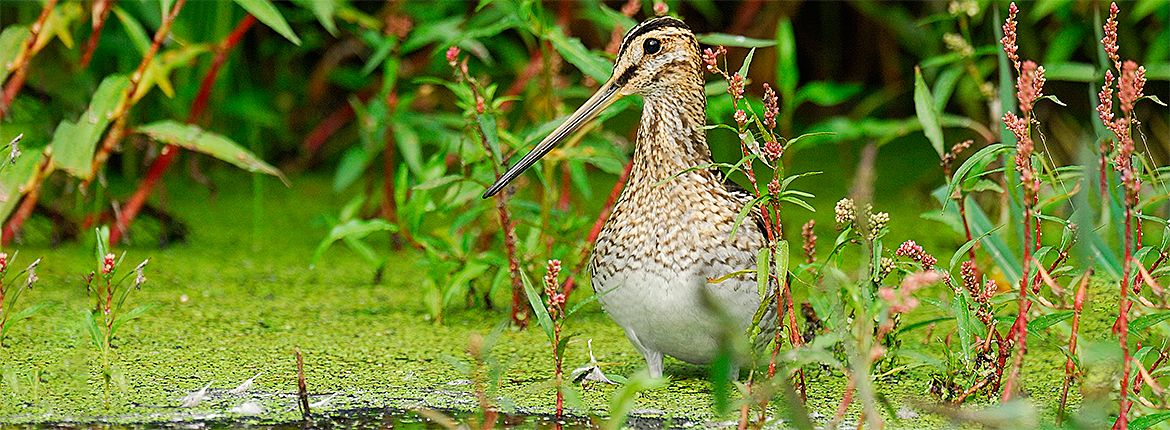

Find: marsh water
0;163;1073;429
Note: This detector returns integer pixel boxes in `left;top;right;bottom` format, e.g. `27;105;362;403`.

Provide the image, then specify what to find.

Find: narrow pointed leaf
914;67;945;158
232;0;301;45
134;120;286;183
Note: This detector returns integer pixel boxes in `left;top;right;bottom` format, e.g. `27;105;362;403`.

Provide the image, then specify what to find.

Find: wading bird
483;17;773;378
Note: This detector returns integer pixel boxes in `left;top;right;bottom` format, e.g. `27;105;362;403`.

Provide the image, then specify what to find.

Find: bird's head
482;17;699;198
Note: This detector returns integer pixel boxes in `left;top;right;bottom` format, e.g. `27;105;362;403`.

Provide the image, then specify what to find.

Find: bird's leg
623;327;664;378
644;350;664;379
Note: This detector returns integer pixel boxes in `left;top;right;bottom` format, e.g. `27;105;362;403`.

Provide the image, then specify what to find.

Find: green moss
0;173;1096;428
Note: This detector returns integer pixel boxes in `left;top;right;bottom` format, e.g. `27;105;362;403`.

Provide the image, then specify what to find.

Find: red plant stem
1115;209;1133;429
104;278;114;337
498;50;544;112
496;196;527;327
551;321;564;420
0;0;57;120
1002;199;1034;400
1059;272;1089;423
79;0;115;69
1;154;52;244
302;96;362;155
109;13;254;245
561;159;632;299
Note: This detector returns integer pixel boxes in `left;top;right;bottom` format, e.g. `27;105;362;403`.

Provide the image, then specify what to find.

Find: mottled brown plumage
485;17;774;378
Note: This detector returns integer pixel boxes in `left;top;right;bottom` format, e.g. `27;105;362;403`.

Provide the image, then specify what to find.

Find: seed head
728;73;745;101
834;198;856;229
6;134;21;164
877;257;895;282
1098;71;1116;128
733;109;747;126
1001;2;1020;70
543;259;564;318
867;210;889;241
134;259;149;289
702;47;725;74
24;258;40;287
1102;2;1121;71
1118;61;1146;115
960;260;979;295
801;220;817;264
763;140;783;161
944;33;974;57
762;83;779;129
767;177;781;196
0;252;7;274
896;240;937;269
1016;61;1045;114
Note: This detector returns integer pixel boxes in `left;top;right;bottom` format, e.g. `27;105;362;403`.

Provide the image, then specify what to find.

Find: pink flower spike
653;2;668;16
101;253;116;275
445;46;460;67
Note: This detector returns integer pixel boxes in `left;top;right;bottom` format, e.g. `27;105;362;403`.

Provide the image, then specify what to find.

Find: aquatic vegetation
0;251;42;345
81;227;150;406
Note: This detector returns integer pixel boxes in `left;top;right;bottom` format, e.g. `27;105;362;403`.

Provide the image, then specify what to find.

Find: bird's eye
643;38;661;55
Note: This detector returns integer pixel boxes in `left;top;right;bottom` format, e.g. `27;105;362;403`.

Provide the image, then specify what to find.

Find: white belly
594;263;764;364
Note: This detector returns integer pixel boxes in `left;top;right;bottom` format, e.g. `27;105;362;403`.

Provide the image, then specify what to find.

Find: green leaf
942;143;1014;210
0;25;29;84
1026;311;1073;335
111;7;150;56
730;195;767;240
311;218;397;266
291;0;339;36
393;118;423;174
477;114;501;162
736;47;756;78
775;18;798;101
134;121;286;183
913;67;945;158
0;303;48;338
544;27;611;82
1043;62;1097;82
521;270;554;341
232;0;301;45
696;33;776;48
1130;412;1170;430
110;304;155;338
83;309;103;349
50;75;131;179
332;145;371;191
795;81;863;107
951;292;980;365
1131;312;1170;333
948;225;1003;272
755;247;770;299
932;188;1021;285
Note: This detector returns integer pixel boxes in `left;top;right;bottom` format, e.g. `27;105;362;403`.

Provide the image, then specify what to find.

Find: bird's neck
630;78;711;185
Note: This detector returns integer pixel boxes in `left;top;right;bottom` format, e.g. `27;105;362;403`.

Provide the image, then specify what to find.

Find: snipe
483;17;774;378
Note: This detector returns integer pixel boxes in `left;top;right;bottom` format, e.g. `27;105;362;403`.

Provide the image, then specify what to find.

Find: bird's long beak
482;80;623;198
